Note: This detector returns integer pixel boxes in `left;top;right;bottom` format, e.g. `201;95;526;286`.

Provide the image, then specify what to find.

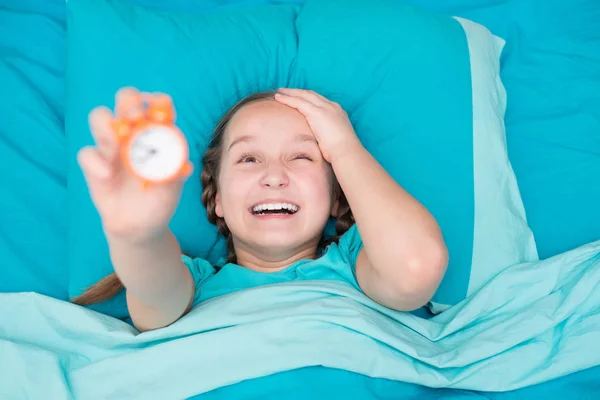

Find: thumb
77;146;116;201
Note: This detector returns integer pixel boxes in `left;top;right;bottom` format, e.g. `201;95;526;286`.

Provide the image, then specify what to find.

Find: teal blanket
2;241;600;399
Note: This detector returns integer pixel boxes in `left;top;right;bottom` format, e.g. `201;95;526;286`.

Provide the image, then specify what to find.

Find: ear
215;191;224;218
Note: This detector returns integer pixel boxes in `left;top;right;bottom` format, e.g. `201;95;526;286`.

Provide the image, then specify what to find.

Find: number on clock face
128;126;186;182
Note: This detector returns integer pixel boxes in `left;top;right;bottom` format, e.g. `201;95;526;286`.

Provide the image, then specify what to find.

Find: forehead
225;99;313;142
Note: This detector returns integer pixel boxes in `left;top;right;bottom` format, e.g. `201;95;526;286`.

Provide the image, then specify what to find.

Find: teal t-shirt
183;224;364;307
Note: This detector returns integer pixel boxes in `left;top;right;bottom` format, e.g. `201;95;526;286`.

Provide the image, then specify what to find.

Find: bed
1;0;599;399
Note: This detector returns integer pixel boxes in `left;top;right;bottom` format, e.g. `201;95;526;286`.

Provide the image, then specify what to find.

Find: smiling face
214;99;337;263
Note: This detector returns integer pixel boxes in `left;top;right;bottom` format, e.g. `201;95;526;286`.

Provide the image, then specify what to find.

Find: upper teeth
253;203;298;213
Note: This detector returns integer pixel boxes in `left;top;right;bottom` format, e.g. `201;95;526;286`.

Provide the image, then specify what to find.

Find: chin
254;233;297;249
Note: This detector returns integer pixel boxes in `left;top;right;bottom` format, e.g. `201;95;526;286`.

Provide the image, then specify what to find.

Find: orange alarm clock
111;90;193;188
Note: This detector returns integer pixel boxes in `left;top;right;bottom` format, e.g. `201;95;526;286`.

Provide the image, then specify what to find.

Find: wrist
105;226;172;248
329;139;365;165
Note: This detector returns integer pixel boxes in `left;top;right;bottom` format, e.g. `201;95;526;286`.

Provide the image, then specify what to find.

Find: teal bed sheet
198;365;600;400
0;0;68;300
1;239;600;398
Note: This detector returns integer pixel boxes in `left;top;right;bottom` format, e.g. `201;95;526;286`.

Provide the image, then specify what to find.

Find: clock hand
134;142;154;153
134;148;158;164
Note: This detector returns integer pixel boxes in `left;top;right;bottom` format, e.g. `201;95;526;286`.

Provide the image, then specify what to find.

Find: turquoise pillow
66;0;537;317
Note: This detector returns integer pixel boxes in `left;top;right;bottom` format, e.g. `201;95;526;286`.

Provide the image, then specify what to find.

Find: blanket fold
2;240;599;399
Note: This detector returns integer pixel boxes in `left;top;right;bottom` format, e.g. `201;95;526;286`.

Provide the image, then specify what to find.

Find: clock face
127;125;186;182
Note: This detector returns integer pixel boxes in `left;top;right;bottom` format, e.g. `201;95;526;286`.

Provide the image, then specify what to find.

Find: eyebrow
227;133;317;152
294;133;318;144
227;135;254;152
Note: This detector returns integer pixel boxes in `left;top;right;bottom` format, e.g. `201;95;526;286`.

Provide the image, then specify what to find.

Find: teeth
252;203;298;213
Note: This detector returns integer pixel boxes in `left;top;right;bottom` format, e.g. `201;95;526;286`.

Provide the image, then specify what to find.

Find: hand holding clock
78;87;193;243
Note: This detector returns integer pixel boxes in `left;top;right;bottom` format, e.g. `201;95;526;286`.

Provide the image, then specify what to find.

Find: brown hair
73;91;354;306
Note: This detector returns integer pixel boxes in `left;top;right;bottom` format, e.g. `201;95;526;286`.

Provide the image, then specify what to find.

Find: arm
273;88;447;311
332;143;448;311
108;230;194;332
78;88;195;332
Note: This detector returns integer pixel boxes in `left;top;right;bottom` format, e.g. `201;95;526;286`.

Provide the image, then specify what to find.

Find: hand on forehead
225;99;319;152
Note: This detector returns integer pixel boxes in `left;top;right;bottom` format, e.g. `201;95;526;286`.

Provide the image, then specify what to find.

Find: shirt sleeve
182;255;217;306
336;223;364;269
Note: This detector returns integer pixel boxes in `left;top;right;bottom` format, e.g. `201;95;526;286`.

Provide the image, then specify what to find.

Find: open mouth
250;202;299;216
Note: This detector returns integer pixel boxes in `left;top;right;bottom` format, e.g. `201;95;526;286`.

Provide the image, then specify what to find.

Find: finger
89;106;119;162
274;92;319;116
277;88;328;106
77;146;114;182
115;87;144;119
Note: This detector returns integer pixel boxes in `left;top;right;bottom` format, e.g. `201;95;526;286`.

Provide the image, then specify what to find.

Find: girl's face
215;99;337;260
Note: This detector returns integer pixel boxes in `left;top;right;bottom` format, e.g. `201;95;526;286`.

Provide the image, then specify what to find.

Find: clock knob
147;94;175;124
112;118;132;142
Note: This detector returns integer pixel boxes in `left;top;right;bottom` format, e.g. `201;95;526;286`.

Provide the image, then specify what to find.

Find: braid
200;161;236;265
320;183;355;249
334;195;355;237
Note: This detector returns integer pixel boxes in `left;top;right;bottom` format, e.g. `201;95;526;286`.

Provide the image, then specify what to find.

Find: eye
237;153;258;164
292;153;313;162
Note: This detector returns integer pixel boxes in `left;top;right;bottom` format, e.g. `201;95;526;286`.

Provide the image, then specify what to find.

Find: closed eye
292;153;313;161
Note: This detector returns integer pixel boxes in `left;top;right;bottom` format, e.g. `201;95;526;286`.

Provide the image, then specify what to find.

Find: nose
260;162;289;188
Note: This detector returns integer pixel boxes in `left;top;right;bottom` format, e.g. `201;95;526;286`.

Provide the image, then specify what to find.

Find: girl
75;87;448;332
